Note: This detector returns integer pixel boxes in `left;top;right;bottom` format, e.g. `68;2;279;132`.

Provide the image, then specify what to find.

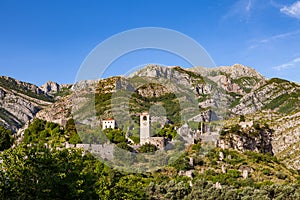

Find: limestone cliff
231;78;300;115
0;76;53;131
0;76;71;131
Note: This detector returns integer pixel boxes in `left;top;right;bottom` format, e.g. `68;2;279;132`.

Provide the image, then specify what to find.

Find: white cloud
249;29;300;49
280;1;300;19
274;57;300;71
293;57;300;62
222;0;253;21
260;30;300;44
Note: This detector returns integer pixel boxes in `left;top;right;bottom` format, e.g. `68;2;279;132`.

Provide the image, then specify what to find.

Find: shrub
170;156;192;171
117;142;134;152
138;143;158;153
262;168;272;176
239;115;245;122
104;128;126;144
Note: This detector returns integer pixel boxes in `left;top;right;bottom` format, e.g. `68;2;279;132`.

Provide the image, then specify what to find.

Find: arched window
143;116;147;121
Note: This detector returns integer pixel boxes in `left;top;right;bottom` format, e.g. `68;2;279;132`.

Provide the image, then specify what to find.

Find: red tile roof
103;118;114;121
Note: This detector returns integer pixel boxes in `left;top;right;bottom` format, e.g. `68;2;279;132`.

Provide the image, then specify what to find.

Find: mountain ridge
2;64;300;170
0;76;71;131
2;64;299;131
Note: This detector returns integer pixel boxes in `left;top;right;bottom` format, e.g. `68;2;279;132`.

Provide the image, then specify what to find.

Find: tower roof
103;117;114;121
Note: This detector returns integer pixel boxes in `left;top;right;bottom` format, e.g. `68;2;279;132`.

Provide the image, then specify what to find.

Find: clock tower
140;112;150;144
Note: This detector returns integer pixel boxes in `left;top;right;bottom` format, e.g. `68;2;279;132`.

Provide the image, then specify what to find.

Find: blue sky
0;0;300;85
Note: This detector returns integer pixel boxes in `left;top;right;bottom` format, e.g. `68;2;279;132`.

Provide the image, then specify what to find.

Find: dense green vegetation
23;119;66;148
0;125;14;151
129;92;182;125
95;93;112;116
156;124;177;139
1;118;300;199
103;128;126;144
148;179;300;199
263;91;300;114
65;118;81;144
138;143;158;153
267;78;295;85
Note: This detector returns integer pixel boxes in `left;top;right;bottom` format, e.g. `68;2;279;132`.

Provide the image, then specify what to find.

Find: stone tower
140;112;150;144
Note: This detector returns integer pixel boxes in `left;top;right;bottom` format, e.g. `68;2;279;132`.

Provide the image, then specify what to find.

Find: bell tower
140;112;150;144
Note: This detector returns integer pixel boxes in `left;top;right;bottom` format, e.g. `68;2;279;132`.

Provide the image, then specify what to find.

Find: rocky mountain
35;64;298;129
0;76;71;131
3;64;300;170
40;81;60;94
232;78;300;115
40;81;72;99
36;79;96;126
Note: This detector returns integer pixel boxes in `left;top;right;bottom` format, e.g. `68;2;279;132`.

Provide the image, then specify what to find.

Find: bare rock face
272;112;300;154
36;95;72;126
191;64;265;95
231;78;300;115
219;126;273;155
208;74;244;94
0;76;53;131
40;81;60;94
129;65;196;88
0;76;48;97
217;64;264;79
270;111;300;170
137;83;171;98
191;64;264;80
0;76;74;131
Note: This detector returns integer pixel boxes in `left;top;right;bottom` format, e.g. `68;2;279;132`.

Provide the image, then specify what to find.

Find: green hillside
1;118;300;199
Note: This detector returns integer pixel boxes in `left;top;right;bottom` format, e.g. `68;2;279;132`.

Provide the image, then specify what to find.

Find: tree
138;143;158;153
104;128;126;144
0;145;98;199
117;142;133;152
69;133;82;144
0;125;13;151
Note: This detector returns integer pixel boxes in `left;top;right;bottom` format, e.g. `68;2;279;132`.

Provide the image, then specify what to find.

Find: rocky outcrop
136;83;171;98
191;64;265;79
217;64;264;79
219;132;273;154
40;81;60;94
231;78;300;115
5;64;299;172
0;77;53;131
0;76;50;98
0;76;74;131
270;111;300;170
191;64;265;95
35;95;72;126
208;75;244;94
219;123;273;154
36;79;102;127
